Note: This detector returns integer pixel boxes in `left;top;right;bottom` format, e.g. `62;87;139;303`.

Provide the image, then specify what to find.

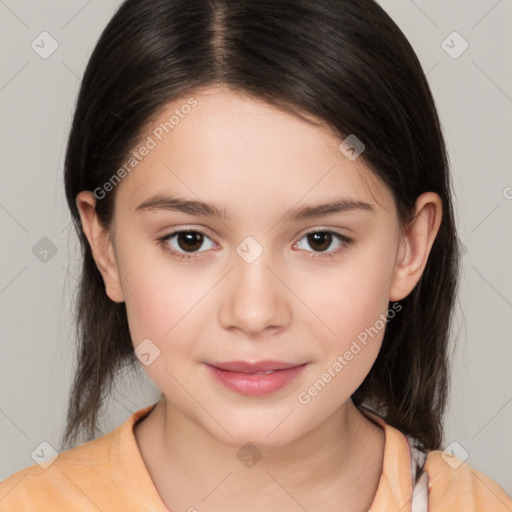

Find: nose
218;249;292;338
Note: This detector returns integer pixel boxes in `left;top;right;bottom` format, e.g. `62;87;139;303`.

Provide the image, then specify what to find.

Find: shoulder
0;404;159;511
0;431;115;510
424;450;512;511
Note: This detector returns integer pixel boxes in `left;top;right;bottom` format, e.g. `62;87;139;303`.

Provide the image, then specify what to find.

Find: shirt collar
360;407;416;511
110;402;415;511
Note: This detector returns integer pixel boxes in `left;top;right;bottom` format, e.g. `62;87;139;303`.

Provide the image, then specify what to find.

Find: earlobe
389;192;442;301
75;191;125;303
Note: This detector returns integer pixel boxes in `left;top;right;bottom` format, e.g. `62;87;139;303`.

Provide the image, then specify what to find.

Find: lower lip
205;363;308;396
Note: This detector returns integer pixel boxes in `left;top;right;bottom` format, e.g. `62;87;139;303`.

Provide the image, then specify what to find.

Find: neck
135;397;385;511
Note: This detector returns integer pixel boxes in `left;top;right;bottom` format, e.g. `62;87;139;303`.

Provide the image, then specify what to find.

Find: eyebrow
136;193;374;221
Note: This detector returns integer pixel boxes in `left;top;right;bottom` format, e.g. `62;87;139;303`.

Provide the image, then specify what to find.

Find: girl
1;0;510;510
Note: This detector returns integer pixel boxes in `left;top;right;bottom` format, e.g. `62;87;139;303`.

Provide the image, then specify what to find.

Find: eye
157;228;353;262
158;229;216;260
293;229;352;259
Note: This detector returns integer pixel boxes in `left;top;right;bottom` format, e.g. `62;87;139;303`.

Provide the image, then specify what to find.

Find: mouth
204;360;308;396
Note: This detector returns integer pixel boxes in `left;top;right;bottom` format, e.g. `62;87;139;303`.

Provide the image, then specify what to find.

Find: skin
76;85;442;511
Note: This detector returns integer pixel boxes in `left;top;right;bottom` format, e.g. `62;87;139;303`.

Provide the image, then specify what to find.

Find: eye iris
173;232;336;254
177;232;203;252
308;232;332;252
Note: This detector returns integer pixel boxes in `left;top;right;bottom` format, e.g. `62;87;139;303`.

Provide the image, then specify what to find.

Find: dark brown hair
61;0;460;451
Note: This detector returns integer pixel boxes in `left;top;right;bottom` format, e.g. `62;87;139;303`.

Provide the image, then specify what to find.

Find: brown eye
294;229;352;258
176;231;204;252
306;232;333;252
160;230;215;258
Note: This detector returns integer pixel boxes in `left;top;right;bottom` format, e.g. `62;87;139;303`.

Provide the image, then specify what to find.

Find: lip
207;360;304;373
204;360;308;396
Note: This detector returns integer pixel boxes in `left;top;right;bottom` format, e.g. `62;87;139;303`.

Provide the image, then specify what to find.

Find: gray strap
407;435;429;512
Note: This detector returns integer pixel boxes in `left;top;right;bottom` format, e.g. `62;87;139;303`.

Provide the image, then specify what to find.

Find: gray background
1;0;511;496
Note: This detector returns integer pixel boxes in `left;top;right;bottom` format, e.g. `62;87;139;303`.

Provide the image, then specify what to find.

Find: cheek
294;265;392;412
119;246;217;363
121;263;207;395
295;242;397;393
305;248;396;346
123;269;193;347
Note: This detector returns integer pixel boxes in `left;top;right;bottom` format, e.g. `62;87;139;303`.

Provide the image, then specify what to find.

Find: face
84;85;414;448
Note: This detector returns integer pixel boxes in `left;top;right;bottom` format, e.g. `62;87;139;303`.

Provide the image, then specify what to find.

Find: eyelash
157;228;353;262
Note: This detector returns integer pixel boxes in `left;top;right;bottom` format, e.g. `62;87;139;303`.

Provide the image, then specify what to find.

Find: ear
75;191;125;303
389;192;442;301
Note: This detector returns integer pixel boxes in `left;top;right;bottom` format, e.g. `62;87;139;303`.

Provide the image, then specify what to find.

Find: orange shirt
1;403;510;511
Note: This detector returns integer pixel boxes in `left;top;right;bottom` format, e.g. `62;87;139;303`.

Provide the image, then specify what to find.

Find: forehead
114;85;394;217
